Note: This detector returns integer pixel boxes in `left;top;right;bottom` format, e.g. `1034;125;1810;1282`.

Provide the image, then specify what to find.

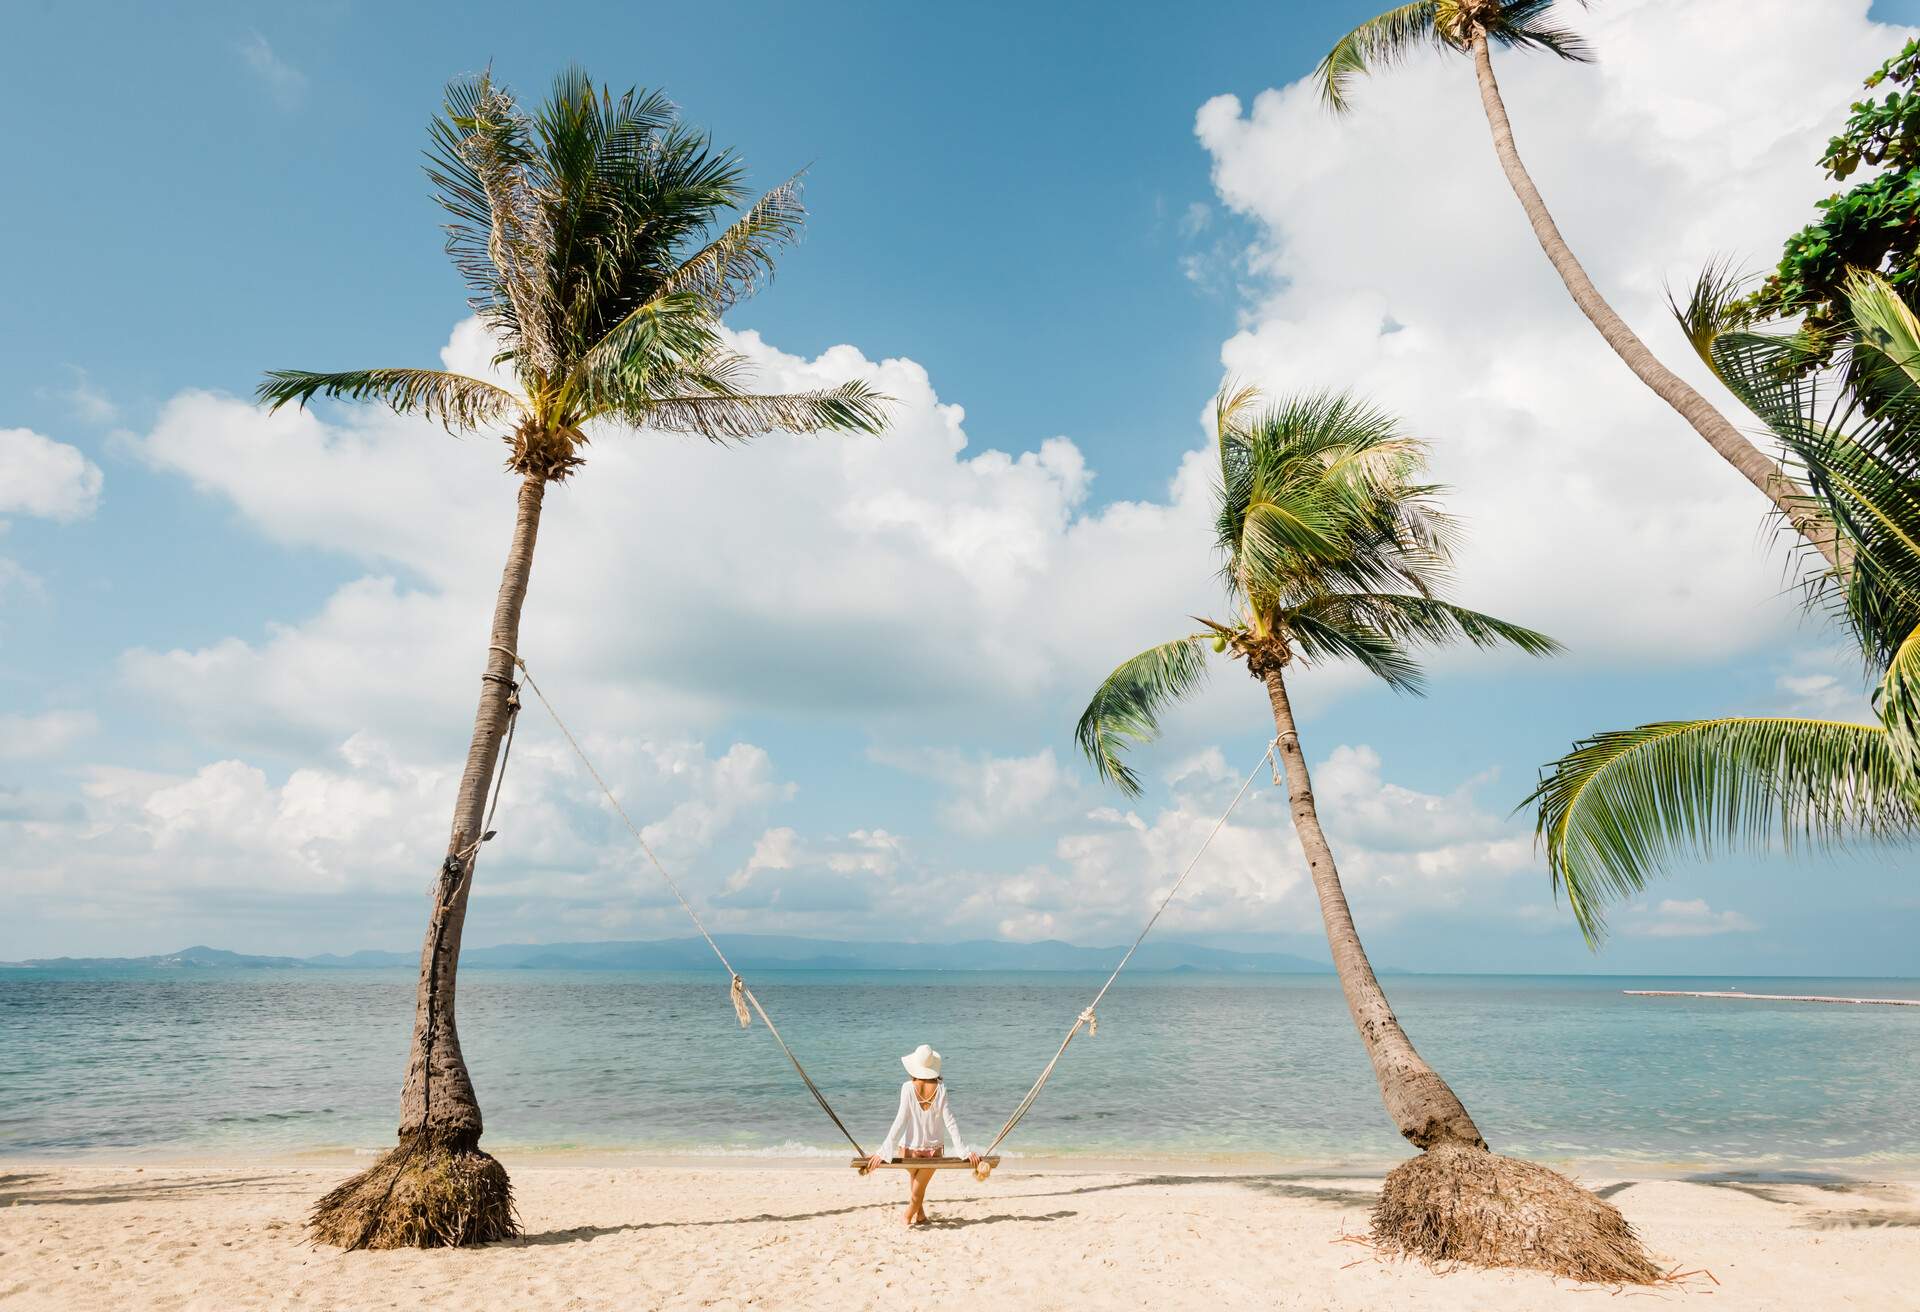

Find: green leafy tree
263;69;888;1250
1075;386;1656;1282
1529;272;1920;944
1317;1;1845;569
1744;40;1920;363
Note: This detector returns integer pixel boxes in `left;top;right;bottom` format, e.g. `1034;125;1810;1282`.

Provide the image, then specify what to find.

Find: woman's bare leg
908;1167;933;1225
900;1167;921;1225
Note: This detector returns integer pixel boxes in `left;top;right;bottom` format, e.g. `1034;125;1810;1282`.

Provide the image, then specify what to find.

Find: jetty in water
1625;990;1920;1007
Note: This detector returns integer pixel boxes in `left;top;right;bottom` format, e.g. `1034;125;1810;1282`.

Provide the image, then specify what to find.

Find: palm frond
1074;636;1214;797
1490;0;1594;62
1668;258;1754;376
1316;2;1441;112
639;380;891;442
569;291;728;417
440;73;555;373
256;368;523;432
1297;593;1561;657
657;175;808;315
1873;621;1920;771
1285;610;1425;692
1526;717;1918;944
1848;268;1920;401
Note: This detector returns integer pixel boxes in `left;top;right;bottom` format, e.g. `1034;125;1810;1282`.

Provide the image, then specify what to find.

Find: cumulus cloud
1193;0;1912;666
872;745;1079;835
4;727;797;949
0;427;103;522
121;323;1226;759
704;738;1536;944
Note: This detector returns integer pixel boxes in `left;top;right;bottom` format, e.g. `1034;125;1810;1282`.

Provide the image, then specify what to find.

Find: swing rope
493;646;869;1159
489;647;1277;1173
977;736;1278;1159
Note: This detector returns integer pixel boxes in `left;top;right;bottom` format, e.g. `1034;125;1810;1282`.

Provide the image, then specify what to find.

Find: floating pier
1624;989;1920;1007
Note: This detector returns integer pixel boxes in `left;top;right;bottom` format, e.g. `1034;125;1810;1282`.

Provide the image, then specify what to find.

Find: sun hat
901;1043;942;1079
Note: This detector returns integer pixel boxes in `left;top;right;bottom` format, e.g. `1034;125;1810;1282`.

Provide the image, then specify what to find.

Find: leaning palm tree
259;69;887;1249
1529;272;1920;941
1316;2;1846;570
1075;385;1656;1282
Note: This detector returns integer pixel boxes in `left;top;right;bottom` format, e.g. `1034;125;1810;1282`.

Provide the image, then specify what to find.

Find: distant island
2;935;1334;975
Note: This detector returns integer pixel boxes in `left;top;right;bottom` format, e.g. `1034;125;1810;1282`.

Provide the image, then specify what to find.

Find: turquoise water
3;969;1917;1168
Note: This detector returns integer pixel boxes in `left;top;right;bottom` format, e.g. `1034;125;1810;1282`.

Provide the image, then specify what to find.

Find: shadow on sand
515;1172;1371;1247
0;1171;305;1208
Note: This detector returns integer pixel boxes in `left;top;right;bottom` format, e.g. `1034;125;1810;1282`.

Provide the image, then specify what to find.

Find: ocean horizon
7;967;1916;1171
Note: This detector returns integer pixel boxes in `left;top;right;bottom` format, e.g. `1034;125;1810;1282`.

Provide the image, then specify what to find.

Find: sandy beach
3;1157;1915;1311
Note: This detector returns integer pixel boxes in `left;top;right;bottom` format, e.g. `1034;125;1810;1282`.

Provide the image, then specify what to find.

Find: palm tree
1316;2;1846;570
260;69;888;1250
1529;272;1920;941
1075;386;1656;1282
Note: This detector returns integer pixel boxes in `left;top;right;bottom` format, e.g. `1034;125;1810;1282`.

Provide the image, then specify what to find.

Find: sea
3;969;1917;1170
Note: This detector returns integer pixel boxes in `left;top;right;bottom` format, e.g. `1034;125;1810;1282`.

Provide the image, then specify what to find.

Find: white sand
3;1158;1916;1310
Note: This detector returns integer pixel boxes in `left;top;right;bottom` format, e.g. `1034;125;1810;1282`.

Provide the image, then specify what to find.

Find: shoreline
10;1145;1918;1180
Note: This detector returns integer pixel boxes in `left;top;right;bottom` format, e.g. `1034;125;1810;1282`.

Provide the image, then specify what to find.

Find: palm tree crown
1317;1;1591;111
259;68;887;477
1077;386;1557;795
1529;273;1920;943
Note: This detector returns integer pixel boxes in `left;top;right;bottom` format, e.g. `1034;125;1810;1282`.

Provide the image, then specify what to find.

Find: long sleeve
940;1089;969;1158
876;1082;910;1161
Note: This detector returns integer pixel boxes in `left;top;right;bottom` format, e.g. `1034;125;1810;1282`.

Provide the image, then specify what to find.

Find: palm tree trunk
398;471;547;1147
1263;668;1486;1150
309;472;545;1249
1467;28;1847;573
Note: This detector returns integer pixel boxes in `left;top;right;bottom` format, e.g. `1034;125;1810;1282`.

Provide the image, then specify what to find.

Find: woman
866;1043;981;1226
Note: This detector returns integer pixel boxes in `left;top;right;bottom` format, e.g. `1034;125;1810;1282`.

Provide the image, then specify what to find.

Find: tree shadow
1800;1208;1920;1231
1681;1170;1891;1208
0;1171;301;1208
920;1208;1076;1230
515;1200;900;1245
516;1200;1082;1246
993;1172;1377;1211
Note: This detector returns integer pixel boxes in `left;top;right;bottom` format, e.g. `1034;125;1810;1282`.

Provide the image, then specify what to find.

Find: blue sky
4;0;1918;972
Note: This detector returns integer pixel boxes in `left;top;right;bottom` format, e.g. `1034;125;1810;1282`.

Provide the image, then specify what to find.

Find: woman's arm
875;1082;910;1162
940;1088;970;1159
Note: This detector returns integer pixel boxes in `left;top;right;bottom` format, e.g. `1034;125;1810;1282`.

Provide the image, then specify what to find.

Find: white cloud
238;33;306;107
3;726;796;946
873;745;1078;835
121;323;1226;758
710;738;1539;943
1770;646;1874;720
1193;0;1911;666
0;710;99;760
1625;897;1759;938
0;427;103;522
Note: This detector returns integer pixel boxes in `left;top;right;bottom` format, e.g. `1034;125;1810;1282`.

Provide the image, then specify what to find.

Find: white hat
901;1043;942;1080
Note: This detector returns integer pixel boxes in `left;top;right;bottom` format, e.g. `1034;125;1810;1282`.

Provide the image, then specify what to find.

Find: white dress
877;1080;969;1160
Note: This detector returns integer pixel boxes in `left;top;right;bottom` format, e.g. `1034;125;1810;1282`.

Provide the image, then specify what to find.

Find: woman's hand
867;1154;886;1170
967;1153;981;1167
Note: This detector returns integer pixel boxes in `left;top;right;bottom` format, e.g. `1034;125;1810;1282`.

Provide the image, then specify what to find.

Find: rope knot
730;975;752;1028
1079;1007;1097;1037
